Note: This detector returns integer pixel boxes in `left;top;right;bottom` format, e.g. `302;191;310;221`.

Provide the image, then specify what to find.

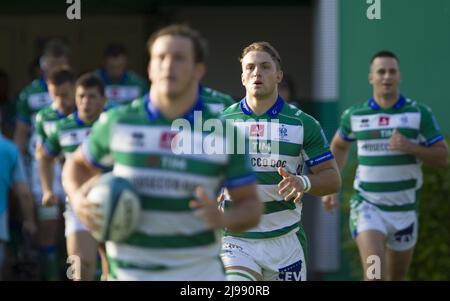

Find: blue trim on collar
239;95;285;117
368;95;406;110
99;68;128;85
74;111;86;127
145;91;204;123
39;77;48;92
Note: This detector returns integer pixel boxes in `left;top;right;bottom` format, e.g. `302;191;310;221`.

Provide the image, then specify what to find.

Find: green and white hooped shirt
339;95;444;211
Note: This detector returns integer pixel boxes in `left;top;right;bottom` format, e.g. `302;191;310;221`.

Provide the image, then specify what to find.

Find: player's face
75;86;106;122
48;81;75;113
148;35;205;99
105;55;127;81
241;51;282;100
369;57;401;97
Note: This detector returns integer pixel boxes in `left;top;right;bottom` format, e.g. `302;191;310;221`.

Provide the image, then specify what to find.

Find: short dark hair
47;66;75;86
75;73;105;96
370;50;400;65
147;24;208;63
240;41;282;70
104;43;127;58
43;39;69;58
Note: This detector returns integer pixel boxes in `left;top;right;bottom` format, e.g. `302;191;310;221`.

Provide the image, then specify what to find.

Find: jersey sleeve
35;110;46;145
301;114;334;168
44;123;62;157
82;111;115;170
418;104;444;146
16;90;31;125
338;107;355;142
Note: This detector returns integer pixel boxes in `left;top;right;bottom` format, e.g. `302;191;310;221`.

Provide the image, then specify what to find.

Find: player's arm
190;183;262;234
330;131;353;172
389;129;448;168
13;121;31;155
62;146;102;230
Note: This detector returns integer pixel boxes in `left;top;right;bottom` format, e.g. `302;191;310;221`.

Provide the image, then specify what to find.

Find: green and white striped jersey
200;85;235;114
44;111;95;160
222;96;333;239
339;96;443;211
96;69;148;106
16;78;52;155
35;103;70;146
82;93;255;278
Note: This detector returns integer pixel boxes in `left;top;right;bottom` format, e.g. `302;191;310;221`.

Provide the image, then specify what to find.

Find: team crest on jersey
159;131;177;150
360;118;370;128
400;114;408;125
279;124;288;140
378;116;390;126
250;124;265;137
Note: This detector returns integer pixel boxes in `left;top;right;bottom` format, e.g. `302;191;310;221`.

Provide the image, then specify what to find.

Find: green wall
340;0;450;135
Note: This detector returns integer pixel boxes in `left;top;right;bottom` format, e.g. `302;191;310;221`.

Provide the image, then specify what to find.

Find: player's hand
190;186;225;229
389;129;416;153
71;176;103;233
322;194;339;212
42;190;59;207
277;167;303;203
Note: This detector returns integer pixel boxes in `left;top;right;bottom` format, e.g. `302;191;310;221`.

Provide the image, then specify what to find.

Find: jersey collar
99;68;128;85
368;94;406;110
240;95;285;118
74;111;95;126
39;77;48;92
144;88;204;123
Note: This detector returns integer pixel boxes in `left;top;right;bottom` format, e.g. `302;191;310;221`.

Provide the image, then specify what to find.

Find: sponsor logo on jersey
361;142;390;152
131;131;145;147
251;157;287;168
378;116;390;126
360;118;370;128
278;260;303;281
279;124;288;140
394;222;414;243
159;131;177;150
250;124;265;137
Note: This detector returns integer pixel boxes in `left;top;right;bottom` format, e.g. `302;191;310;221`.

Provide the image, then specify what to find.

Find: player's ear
368;71;373;85
241;72;246;87
277;70;283;84
195;63;206;81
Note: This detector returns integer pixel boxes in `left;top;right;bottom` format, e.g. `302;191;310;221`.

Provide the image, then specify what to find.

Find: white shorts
350;201;418;251
64;200;88;237
221;230;307;281
108;258;226;281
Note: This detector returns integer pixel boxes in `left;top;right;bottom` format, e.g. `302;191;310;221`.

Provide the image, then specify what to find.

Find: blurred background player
41;73;108;280
0;128;37;280
13;38;70;280
322;51;448;280
95;43;148;107
220;42;341;281
34;67;77;280
62;24;262;281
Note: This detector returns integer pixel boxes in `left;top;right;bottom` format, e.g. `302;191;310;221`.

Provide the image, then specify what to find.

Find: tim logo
278;260;303;281
378;116;390;126
394;223;414;243
250;124;265;137
159;131;177;150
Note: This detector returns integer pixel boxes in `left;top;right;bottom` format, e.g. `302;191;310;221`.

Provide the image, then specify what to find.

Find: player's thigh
221;237;262;281
66;231;98;260
385;247;414;281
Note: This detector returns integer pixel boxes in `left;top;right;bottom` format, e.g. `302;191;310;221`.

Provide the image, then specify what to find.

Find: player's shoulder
403;97;433;114
18;79;43;98
99;96;145;125
55;113;77;131
341;101;371;118
222;101;242;117
201;86;235;105
126;70;147;84
279;102;313;125
35;105;55;120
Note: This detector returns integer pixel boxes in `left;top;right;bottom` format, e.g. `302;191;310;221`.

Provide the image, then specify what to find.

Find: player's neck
151;84;198;120
246;92;278;116
55;103;75;116
373;91;400;109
